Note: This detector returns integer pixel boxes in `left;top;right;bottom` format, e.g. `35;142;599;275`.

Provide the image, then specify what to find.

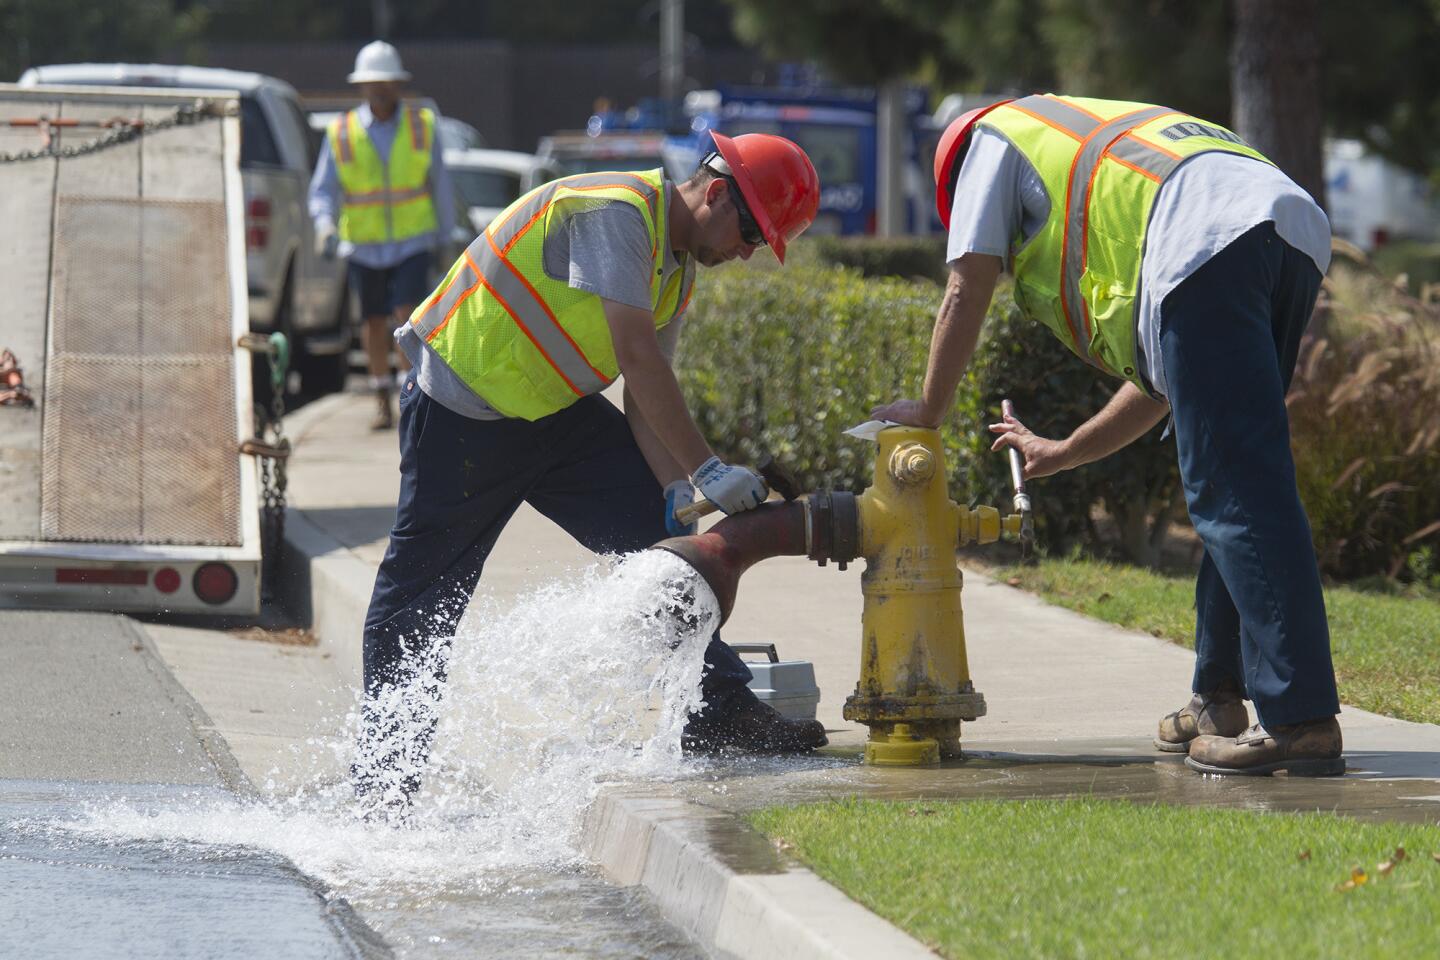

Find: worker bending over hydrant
358;133;827;808
873;94;1343;777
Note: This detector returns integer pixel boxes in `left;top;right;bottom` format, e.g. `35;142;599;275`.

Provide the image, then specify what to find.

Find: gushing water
37;551;718;904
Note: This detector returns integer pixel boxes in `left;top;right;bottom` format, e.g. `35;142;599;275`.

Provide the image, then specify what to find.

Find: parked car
18;63;352;398
444;147;561;235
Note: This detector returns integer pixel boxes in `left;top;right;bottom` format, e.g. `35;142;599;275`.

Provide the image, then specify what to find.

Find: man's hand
664;479;698;537
692;456;768;515
989;412;1073;480
315;221;339;259
869;398;939;428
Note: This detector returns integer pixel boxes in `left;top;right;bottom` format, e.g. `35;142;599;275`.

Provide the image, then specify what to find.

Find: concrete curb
280;507;367;688
581;791;937;960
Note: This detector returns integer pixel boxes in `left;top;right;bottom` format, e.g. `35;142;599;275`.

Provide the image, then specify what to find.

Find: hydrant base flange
864;725;941;766
843;691;987;723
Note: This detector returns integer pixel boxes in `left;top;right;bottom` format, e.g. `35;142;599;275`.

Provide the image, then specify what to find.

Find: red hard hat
933;100;1014;227
710;131;819;264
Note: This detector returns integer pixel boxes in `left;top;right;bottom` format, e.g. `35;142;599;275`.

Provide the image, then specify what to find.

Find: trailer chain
259;375;289;592
0;99;229;164
237;332;290;603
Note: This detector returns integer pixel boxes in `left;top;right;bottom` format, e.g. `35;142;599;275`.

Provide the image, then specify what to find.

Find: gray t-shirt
397;185;689;419
947;128;1331;398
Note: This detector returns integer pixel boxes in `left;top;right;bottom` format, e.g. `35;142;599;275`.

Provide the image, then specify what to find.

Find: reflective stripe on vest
409;171;669;405
982;95;1271;389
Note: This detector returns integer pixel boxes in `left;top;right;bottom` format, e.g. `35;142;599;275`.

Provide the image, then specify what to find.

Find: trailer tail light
154;567;182;594
193;562;238;605
246;196;271;250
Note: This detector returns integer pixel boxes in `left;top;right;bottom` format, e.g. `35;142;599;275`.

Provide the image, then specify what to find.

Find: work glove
664;479;697;537
314;220;339;260
691;456;768;516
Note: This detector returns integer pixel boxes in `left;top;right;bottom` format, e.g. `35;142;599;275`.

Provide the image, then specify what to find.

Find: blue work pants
1159;221;1339;727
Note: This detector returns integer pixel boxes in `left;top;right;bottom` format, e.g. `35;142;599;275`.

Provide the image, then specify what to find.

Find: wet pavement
657;738;1440;848
0;609;709;959
0;780;388;960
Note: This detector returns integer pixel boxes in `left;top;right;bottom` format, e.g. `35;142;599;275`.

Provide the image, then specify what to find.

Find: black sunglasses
702;153;766;247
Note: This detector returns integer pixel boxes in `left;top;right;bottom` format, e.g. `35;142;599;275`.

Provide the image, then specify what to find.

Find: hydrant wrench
1002;399;1035;555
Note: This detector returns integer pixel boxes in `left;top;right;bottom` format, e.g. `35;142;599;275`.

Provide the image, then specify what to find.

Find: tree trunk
1230;0;1325;208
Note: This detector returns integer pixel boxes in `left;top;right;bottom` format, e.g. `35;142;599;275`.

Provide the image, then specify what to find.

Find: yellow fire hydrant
841;426;1021;765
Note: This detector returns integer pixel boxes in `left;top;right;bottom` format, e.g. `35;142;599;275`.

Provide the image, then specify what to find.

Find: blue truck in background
542;83;942;236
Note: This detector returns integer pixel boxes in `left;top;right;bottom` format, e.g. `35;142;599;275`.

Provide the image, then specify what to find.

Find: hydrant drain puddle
7;552;731;958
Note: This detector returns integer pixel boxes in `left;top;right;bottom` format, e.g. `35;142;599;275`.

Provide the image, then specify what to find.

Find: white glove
314;220;339;259
691;456;768;516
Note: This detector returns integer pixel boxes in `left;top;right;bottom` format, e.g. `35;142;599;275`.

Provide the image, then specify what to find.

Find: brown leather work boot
371;387;394;431
1154;676;1248;753
1185;717;1344;777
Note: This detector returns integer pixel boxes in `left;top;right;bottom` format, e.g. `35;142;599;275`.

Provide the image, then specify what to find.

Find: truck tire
296;281;352;397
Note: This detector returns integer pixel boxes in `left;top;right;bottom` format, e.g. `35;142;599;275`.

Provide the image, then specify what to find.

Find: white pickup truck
20;63;353;398
0;83;264;615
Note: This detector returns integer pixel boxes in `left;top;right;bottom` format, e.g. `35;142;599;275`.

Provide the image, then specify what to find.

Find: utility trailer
0;84;266;615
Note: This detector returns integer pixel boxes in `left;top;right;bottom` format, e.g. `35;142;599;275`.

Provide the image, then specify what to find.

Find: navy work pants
1159;221;1339;727
363;380;752;706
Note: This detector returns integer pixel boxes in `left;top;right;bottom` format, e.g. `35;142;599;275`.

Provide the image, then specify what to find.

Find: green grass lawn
990;558;1440;725
751;797;1440;960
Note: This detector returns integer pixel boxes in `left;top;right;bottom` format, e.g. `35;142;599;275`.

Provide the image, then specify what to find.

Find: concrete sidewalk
282;389;1440;778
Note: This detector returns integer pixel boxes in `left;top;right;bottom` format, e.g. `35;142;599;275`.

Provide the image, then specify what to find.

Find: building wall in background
200;39;769;153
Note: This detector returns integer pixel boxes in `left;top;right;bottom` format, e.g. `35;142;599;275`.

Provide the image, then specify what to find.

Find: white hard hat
347;41;411;84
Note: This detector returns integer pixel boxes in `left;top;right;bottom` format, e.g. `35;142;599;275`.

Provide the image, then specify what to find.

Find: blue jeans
363;381;752;705
1159;221;1339;727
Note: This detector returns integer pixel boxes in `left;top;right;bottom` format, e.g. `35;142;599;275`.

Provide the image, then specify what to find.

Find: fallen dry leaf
1376;860;1395;877
1006;577;1022;587
1394;846;1407;863
1298;849;1311;862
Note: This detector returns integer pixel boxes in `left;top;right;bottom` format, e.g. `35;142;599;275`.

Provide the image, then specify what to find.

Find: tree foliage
0;0;206;81
722;0;1440;179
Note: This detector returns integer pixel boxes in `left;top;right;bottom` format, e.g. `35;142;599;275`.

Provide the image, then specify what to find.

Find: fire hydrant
840;426;1019;764
655;426;1022;767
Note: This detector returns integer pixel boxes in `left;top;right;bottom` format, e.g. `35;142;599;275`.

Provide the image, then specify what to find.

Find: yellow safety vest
981;95;1272;393
329;104;438;244
407;168;695;421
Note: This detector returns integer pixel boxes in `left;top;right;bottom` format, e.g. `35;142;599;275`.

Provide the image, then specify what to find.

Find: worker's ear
703;176;731;209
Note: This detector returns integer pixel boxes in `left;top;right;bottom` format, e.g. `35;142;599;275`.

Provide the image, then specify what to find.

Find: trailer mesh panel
42;196;240;546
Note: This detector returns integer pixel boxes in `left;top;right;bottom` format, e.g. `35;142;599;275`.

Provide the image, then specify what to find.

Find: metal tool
673;454;802;526
1001;399;1035;553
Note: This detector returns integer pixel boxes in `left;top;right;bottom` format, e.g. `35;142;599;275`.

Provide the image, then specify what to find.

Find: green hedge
676;263;945;493
803;235;950;284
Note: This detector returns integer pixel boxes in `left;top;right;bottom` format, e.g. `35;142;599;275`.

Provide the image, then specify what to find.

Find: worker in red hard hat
874;94;1341;779
355;133;823;815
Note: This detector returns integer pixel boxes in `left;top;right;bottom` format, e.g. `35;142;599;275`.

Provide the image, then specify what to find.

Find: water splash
46;550;718;902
